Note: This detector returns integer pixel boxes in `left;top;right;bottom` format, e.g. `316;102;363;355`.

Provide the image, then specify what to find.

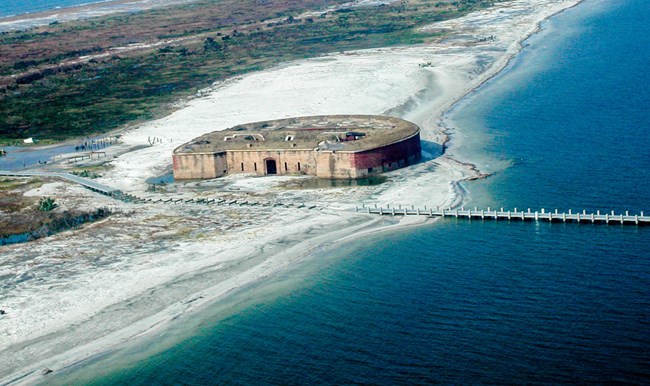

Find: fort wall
172;115;422;180
225;149;315;176
172;152;227;180
351;132;421;174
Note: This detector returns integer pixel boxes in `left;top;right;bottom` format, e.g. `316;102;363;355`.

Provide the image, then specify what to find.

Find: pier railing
356;205;649;225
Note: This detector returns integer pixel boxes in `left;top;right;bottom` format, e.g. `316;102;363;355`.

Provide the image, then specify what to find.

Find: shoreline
434;0;586;174
0;0;116;19
3;214;409;385
439;0;587;146
0;0;586;383
0;0;196;32
40;215;439;385
0;0;394;33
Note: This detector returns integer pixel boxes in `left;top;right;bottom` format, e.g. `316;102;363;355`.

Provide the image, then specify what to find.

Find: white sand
0;0;583;383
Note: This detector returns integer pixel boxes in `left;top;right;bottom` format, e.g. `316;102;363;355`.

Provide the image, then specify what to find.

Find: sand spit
0;0;582;383
0;0;399;33
0;0;196;32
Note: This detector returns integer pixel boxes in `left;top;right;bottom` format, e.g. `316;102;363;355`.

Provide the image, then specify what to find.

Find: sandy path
0;0;583;383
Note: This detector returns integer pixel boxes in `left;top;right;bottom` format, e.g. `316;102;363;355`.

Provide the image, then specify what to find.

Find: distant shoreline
0;0;114;19
0;0;195;32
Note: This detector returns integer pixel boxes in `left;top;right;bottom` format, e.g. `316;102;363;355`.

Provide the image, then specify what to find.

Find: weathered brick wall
173;132;421;180
315;151;360;179
172;152;227;179
226;149;316;176
351;133;421;174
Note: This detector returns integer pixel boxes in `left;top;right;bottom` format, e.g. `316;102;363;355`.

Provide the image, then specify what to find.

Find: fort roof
173;115;419;154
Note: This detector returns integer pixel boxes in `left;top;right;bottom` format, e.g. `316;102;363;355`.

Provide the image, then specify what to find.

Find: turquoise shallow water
57;0;650;383
0;0;110;18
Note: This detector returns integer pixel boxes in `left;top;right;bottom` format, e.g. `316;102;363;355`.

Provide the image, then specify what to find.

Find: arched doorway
265;159;277;175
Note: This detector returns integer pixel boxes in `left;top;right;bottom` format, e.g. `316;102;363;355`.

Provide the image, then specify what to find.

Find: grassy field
0;0;499;145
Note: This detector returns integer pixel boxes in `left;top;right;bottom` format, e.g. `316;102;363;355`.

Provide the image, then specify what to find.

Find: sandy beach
0;0;583;383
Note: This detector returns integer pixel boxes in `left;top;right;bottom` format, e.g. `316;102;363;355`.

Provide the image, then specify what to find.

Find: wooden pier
356;205;650;225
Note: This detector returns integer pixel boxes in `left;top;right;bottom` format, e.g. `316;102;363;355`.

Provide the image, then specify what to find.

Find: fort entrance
265;159;277;175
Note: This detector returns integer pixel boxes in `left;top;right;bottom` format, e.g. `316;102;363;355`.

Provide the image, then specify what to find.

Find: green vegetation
0;206;112;244
38;197;57;211
0;0;500;144
71;169;102;179
0;178;113;243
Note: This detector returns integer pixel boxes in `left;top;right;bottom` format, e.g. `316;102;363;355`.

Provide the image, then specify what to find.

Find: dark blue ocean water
450;0;650;214
0;0;109;18
59;0;650;383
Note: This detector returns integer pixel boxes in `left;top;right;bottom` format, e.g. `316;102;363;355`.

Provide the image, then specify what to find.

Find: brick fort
172;115;421;180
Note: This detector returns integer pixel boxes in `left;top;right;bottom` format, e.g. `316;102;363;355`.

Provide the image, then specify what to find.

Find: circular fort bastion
172;115;421;180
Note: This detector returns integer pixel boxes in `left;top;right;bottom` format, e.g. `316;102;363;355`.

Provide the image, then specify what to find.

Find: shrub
38;197;56;211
